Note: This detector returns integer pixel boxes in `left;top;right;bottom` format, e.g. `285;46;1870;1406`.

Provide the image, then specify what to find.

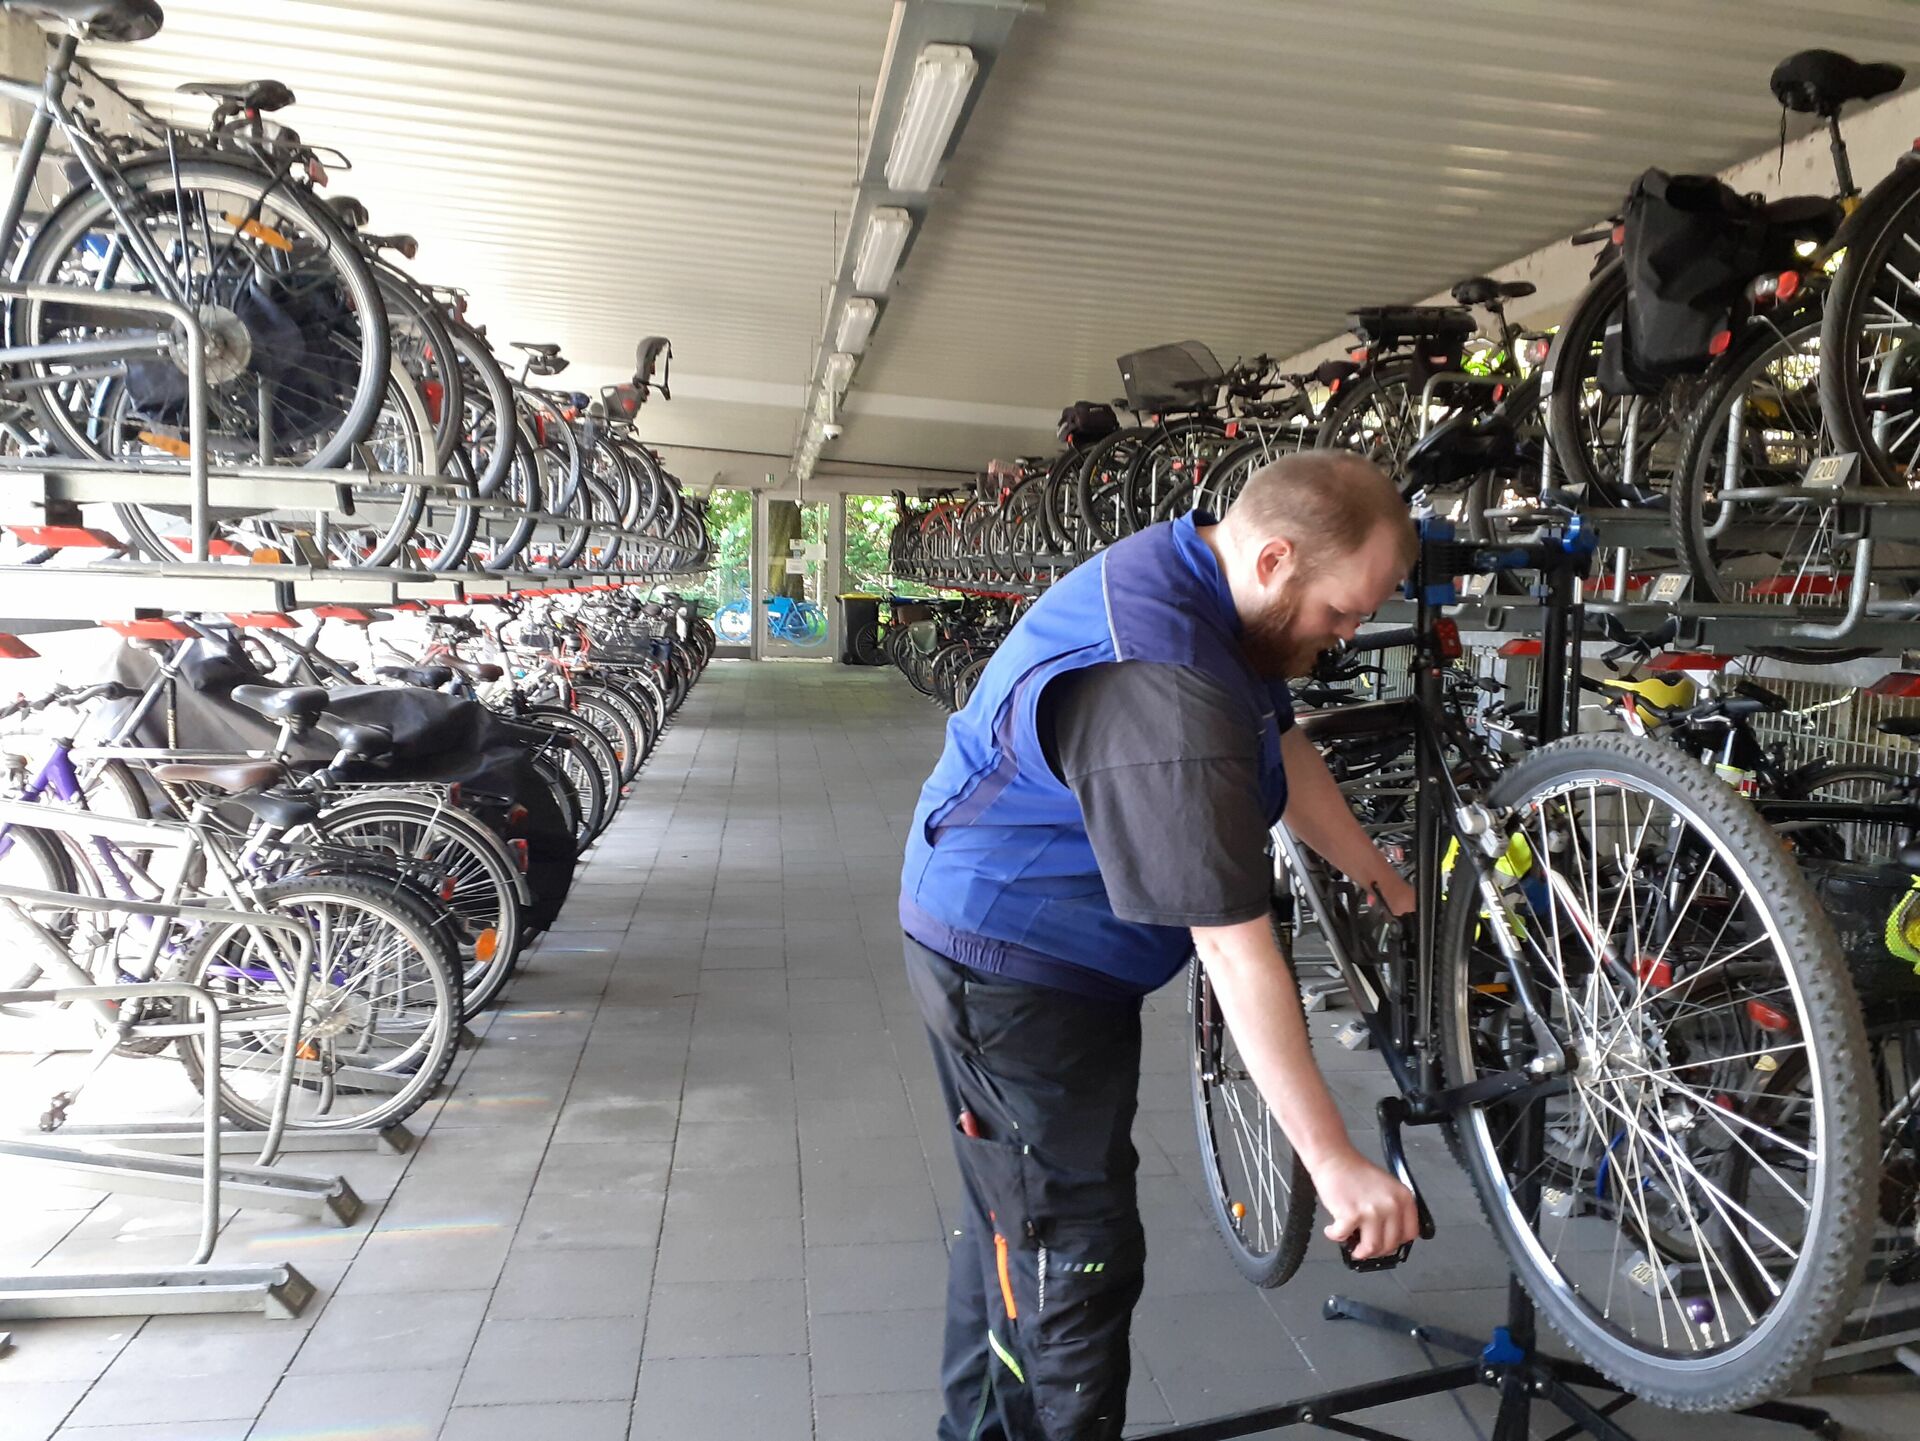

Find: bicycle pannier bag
1057;401;1119;447
1619;168;1767;375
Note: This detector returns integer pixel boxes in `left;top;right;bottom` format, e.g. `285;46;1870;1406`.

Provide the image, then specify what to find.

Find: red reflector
9;524;121;549
1611;224;1625;245
533;413;550;446
506;804;529;827
508;838;529;873
102;618;196;640
439;876;457;902
1224;421;1239;439
1746;999;1793;1033
165;535;244;558
423;380;445;424
1632;955;1673;990
1775;270;1802;304
0;634;41;659
225;612;297;629
1707;329;1732;356
1348;348;1369;363
1866;671;1920;698
1748;574;1850;597
1497;639;1543;657
1432;617;1463;660
1647;652;1732;672
447;782;462;807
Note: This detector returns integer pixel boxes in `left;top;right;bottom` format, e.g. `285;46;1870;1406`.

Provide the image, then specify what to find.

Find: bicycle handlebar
0;680;138;721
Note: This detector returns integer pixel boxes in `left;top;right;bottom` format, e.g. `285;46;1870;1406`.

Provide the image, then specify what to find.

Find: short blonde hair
1222;452;1416;573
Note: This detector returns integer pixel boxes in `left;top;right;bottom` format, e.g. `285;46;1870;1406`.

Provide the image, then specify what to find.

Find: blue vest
899;513;1293;998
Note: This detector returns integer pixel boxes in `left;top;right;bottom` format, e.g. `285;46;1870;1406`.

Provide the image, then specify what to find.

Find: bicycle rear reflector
1432;618;1463;660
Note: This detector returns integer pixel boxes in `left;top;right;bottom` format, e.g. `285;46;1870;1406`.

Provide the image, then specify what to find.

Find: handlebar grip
1344;627;1420;654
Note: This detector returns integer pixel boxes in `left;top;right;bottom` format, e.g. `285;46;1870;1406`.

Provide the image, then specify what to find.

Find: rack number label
1804;452;1858;490
1648;572;1690;603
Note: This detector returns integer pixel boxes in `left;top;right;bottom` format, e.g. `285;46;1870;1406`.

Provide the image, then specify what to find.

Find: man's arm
1279;726;1414;914
1192;914;1420;1260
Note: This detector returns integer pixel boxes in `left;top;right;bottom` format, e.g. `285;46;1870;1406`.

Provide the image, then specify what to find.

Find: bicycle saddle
366;232;418;259
5;0;162;43
512;341;562;357
1878;715;1920;739
1771;50;1904;117
1314;359;1360;387
375;664;454;689
1295;697;1420;746
1598;675;1697;712
324;194;371;230
1450;276;1536;307
445;659;504;683
177;78;296;113
313;718;394;759
150;759;284;796
231;683;328;732
1403;411;1524;490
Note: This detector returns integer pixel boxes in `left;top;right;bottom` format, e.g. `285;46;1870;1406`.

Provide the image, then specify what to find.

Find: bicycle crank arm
1337;1095;1439;1273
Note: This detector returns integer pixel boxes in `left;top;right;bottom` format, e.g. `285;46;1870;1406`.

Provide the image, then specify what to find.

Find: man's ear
1258;536;1296;586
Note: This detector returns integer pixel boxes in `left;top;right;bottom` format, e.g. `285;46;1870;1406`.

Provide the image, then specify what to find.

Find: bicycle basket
1793;856;1920;1000
1117;341;1225;413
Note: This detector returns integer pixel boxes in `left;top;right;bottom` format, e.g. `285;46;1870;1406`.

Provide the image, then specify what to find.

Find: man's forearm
1278;727;1396;891
1192;914;1357;1172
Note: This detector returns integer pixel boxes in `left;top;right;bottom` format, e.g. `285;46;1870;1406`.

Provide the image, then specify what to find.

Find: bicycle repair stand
1145;515;1838;1441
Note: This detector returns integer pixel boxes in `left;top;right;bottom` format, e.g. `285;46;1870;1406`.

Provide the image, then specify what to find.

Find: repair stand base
1138;1291;1839;1441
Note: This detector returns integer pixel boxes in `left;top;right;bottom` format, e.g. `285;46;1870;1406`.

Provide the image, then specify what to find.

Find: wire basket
1117;341;1225;413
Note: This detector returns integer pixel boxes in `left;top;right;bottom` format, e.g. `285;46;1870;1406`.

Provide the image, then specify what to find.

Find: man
899;451;1422;1441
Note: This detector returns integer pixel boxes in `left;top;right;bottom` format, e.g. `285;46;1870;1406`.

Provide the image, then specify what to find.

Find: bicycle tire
1437;732;1872;1411
1189;956;1317;1287
176;873;460;1131
1819;161;1920;488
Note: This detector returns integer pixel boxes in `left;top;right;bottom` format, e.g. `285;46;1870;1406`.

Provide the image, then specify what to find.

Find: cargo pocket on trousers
1031;1220;1144;1436
954;1126;1039;1335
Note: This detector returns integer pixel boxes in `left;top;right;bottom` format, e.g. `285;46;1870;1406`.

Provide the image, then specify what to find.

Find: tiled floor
2;660;1916;1439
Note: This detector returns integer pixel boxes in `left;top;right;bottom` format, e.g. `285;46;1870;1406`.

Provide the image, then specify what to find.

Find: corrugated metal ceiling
75;0;1920;475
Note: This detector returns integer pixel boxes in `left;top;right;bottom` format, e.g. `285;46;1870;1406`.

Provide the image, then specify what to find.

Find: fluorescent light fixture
836;297;879;354
886;44;978;193
823;351;857;397
853;208;912;294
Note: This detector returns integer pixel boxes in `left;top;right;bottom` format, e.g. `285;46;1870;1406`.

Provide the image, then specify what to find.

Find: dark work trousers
905;936;1146;1441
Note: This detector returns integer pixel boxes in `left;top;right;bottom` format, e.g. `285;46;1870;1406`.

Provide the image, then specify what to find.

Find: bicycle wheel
1819;164;1920;489
1670;311;1886;663
309;797;525;1018
1314;367;1432;487
576;678;652;781
176;874;460;1131
571;691;640;786
0;823;79;991
1438;732;1872;1410
1188;956;1317;1287
15;156;388;470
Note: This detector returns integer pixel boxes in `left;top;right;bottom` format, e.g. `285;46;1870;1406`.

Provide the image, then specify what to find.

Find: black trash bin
838;594;883;665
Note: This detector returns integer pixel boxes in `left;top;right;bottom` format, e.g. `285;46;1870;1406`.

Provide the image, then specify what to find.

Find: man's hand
1313;1145;1421;1260
1367;868;1416;918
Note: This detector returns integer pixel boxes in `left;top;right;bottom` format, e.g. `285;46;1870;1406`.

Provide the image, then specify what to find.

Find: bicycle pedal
1339;1234;1414;1272
1333;1017;1373;1051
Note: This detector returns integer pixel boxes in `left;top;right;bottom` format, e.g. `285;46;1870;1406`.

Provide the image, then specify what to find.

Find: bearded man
899;451;1422;1441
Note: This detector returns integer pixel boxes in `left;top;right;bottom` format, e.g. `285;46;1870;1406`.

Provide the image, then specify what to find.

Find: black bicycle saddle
230;683;328;732
313;718;394;759
1450;276;1537;307
178;78;295;113
324;194;371;230
7;0;162;43
1404;411;1523;491
374;664;454;689
1771;50;1904;117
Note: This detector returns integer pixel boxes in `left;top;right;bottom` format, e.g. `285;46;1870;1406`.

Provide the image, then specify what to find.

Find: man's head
1209;453;1416;677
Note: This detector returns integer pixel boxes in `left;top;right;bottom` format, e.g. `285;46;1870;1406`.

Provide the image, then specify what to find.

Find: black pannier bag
1618;168;1771;377
1056;400;1119;448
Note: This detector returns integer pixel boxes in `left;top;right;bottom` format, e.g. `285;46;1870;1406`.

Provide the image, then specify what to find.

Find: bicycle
1189;513;1873;1411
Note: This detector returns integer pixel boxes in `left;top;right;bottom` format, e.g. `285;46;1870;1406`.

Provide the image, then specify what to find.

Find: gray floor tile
801;1179;944;1247
809;1308;945;1396
288;1289;490;1375
250;1367;462;1439
455;1317;644;1406
4;1380;87;1441
438;1401;632;1441
812;1391;943;1441
53;1424;250;1441
627;1354;811;1441
489;1246;654;1319
641;1279;807;1358
805;1240;950;1314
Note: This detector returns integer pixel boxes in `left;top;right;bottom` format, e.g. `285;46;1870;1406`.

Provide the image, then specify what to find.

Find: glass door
761;497;833;657
687;486;752;656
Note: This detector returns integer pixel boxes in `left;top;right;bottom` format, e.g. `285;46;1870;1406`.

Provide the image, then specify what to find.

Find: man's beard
1241;588;1335;679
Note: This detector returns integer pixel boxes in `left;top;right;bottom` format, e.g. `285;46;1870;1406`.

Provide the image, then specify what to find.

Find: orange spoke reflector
223;213;293;251
297;1041;319;1061
250;547;289;564
136;429;192;458
475;928;498;963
